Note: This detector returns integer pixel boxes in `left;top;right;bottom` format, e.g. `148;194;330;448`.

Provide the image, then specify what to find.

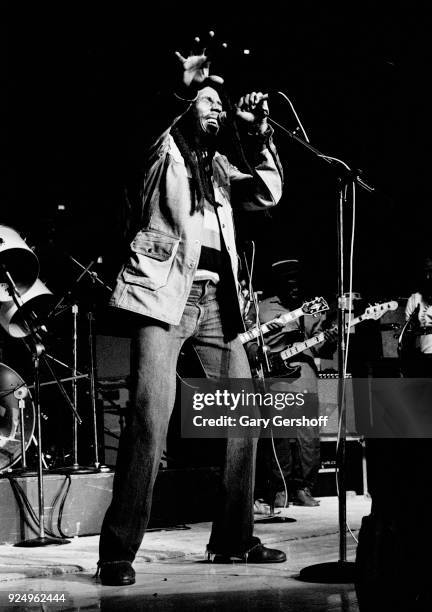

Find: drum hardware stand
49;255;112;473
72;256;112;472
7;372;89;475
32;373;89;388
54;301;95;475
48;260;96;474
0;263;70;546
266;115;377;582
8;386;39;477
49;255;112;320
87;309;110;472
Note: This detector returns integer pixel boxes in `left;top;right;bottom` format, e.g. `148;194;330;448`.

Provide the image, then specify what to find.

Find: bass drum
0;362;35;472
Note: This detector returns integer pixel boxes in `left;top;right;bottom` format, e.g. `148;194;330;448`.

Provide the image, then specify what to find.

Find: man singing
97;49;285;585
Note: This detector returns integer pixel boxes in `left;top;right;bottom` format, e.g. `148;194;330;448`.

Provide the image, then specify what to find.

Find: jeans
99;280;257;562
255;393;320;499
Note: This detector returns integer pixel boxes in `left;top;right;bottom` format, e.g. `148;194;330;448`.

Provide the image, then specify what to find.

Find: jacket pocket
122;230;180;290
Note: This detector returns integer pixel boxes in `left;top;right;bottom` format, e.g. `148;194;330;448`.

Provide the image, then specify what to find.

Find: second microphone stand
266;115;376;582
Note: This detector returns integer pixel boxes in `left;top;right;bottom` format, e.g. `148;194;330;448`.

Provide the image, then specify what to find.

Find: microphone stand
266;115;377;582
267;117;375;194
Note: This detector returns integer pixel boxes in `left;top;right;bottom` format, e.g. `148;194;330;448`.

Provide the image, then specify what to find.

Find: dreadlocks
171;113;216;213
171;86;255;214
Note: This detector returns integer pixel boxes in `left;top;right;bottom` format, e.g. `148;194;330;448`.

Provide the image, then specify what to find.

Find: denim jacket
110;93;284;326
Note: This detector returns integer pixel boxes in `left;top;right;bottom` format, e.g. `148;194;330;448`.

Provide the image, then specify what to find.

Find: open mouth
204;117;220;134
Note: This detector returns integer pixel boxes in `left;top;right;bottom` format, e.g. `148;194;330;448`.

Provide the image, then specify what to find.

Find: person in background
245;258;336;508
402;254;432;376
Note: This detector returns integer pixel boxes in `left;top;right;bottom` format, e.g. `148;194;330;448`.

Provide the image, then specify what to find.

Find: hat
271;259;300;278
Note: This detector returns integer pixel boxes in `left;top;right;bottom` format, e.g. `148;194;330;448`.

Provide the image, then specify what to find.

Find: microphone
218;96;270;126
218;111;230;126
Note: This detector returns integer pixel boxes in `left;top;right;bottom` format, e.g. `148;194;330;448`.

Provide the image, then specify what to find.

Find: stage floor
0;495;370;611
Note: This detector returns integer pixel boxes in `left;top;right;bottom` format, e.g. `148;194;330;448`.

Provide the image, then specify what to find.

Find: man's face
194;86;223;135
276;276;301;305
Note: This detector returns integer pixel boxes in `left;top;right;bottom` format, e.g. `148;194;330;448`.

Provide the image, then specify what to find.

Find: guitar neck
348;313;369;327
279;316;363;361
239;306;305;344
279;332;326;361
277;302;397;363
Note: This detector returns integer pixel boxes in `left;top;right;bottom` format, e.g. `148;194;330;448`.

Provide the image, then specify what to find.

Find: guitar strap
298;315;305;334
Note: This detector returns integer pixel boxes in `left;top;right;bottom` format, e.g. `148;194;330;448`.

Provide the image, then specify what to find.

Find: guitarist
245;258;337;508
403;255;432;376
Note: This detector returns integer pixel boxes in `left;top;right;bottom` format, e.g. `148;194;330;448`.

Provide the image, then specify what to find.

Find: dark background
3;0;430;308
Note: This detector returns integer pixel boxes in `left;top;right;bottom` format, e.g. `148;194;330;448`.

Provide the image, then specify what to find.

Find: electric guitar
239;296;329;344
268;300;399;377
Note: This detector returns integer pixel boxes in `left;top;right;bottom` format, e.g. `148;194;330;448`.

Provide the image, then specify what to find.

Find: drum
0;363;35;472
0;279;55;338
0;225;39;302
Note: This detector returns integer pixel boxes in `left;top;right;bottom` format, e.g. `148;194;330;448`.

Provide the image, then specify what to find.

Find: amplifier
96;334;131;379
317;373;358;438
96;335;131;466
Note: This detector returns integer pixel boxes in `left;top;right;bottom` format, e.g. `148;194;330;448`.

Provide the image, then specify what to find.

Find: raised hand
174;51;224;93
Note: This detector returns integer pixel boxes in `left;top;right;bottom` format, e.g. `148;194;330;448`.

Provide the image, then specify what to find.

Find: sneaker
212;544;286;564
292;487;320;506
97;561;136;586
254;499;270;514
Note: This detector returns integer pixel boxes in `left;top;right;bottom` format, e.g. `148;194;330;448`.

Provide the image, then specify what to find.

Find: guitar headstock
302;297;329;315
363;301;399;320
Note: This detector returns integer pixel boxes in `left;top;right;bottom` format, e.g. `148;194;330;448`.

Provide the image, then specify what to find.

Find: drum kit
0;223;111;546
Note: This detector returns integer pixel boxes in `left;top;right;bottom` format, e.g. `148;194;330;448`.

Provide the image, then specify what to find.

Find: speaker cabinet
96;335;131;466
318;374;357;438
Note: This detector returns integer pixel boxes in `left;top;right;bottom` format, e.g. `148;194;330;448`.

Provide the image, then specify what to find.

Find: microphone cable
276;91;311;143
242;242;290;512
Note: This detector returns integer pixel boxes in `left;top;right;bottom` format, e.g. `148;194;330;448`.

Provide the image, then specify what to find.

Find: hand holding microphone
237;91;269;120
219;91;269;133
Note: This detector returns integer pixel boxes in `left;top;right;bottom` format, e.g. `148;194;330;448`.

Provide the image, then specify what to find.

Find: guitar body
267;353;301;379
249;352;301;379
